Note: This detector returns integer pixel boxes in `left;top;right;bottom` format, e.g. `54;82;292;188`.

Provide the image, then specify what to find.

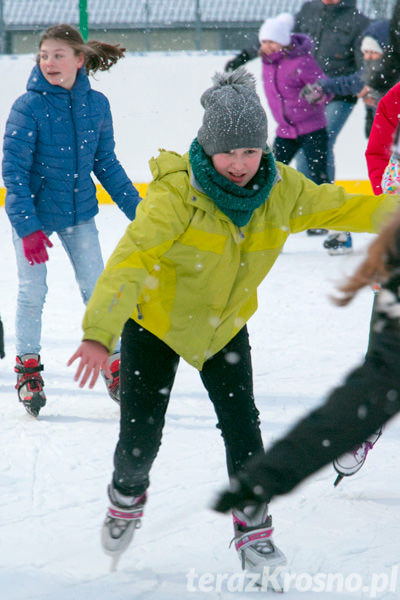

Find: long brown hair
332;209;400;306
37;24;126;75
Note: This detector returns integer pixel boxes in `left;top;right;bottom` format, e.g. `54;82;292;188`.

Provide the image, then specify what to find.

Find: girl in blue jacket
2;24;141;417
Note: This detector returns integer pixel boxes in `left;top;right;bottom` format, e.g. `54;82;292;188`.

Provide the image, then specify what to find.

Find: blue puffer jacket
2;64;140;238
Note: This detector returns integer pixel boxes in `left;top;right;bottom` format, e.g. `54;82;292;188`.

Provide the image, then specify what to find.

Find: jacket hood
362;19;390;52
149;149;189;180
26;64;90;95
262;33;313;63
287;33;313;58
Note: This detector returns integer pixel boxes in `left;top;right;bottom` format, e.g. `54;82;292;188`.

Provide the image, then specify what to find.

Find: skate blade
21;392;46;418
109;552;122;572
327;248;353;256
23;403;40;418
259;563;288;593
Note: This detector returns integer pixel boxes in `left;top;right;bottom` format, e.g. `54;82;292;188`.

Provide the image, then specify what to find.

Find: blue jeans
296;99;355;182
13;218;106;355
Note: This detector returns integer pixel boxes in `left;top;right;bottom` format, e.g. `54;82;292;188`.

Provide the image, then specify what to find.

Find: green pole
79;0;89;41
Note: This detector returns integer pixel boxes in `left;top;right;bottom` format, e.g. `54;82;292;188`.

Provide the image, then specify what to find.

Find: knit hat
258;13;295;45
197;67;268;156
361;35;384;55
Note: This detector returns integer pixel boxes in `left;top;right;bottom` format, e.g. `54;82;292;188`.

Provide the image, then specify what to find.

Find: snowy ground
1;206;399;599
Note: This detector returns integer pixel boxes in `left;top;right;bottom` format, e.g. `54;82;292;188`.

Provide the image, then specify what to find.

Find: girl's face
260;40;284;55
363;50;383;61
212;148;263;187
39;39;84;90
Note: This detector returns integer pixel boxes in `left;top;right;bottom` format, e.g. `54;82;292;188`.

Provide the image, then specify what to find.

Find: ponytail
38;24;126;75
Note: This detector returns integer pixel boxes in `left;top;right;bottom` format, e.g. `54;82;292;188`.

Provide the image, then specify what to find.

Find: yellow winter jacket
82;149;398;370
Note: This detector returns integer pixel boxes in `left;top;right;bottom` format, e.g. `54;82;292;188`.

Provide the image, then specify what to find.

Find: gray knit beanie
197;67;268;156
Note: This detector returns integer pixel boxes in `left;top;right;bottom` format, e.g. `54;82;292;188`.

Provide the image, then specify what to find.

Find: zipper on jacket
273;70;299;136
69;91;79;225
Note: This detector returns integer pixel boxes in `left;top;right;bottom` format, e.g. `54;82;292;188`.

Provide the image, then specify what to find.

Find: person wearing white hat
257;13;332;237
225;0;370;186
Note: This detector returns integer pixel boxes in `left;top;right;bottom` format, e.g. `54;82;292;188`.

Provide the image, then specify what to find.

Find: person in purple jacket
2;24;141;417
258;13;332;236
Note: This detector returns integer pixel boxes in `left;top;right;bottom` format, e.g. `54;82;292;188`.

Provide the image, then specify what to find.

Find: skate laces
232;509;274;553
353;440;374;461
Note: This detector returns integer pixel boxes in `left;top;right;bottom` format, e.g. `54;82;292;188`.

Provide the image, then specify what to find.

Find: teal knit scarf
189;138;276;227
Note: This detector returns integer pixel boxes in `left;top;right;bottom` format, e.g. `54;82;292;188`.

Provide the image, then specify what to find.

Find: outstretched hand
68;340;111;389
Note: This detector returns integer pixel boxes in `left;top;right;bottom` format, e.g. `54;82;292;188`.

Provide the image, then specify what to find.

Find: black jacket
367;0;400;92
214;257;400;512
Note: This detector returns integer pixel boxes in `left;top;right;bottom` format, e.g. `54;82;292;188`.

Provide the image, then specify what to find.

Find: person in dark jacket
301;19;390;254
213;197;400;514
2;24;141;417
309;20;391;138
365;0;400;94
225;0;369;185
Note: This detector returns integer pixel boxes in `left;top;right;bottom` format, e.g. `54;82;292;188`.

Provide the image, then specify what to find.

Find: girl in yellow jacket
68;67;398;582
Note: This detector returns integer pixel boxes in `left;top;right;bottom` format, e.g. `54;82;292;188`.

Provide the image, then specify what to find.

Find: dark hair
37;24;126;74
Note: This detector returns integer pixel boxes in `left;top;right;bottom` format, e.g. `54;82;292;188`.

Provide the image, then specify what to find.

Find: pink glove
22;230;53;265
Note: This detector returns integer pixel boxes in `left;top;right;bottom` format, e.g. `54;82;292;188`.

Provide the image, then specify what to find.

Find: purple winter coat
261;33;331;139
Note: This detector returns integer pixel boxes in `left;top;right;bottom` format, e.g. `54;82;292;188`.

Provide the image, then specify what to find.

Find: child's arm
2;97;43;237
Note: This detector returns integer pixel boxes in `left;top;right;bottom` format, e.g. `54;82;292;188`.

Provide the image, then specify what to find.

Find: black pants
113;320;264;496
243;270;400;502
273;128;329;184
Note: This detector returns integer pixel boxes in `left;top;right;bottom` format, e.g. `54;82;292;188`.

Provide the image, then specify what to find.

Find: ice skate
101;482;147;570
333;428;382;486
233;504;287;592
323;231;353;255
14;354;46;417
102;352;120;404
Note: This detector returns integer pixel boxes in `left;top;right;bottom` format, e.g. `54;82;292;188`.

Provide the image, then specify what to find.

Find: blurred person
213;198;400;516
366;81;400;195
225;0;369;185
301;20;390;254
258;13;332;237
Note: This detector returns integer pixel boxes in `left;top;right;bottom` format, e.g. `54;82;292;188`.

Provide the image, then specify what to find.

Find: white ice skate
101;482;147;571
233;504;287;592
333;428;382;486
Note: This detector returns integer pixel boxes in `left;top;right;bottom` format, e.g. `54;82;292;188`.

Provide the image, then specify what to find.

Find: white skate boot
101;482;147;570
233;504;287;591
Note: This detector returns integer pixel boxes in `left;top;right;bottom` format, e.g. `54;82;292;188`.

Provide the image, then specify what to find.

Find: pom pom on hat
258;12;295;46
197;67;268;156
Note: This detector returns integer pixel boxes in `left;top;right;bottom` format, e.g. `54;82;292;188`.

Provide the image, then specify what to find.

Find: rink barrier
0;180;373;206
